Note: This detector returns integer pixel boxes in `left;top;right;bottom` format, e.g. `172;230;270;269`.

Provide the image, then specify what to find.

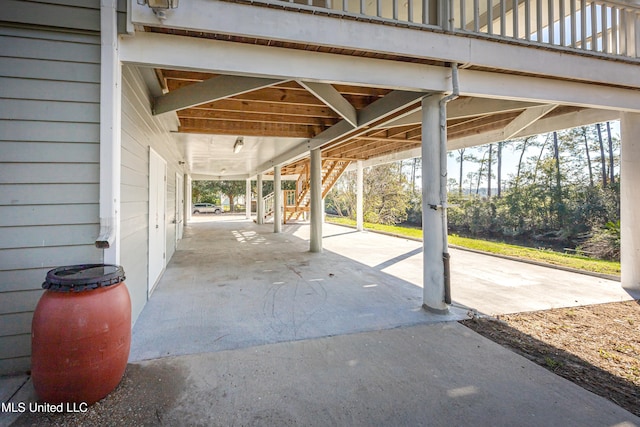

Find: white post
96;0;121;264
274;166;282;233
184;174;190;223
356;160;364;231
245;178;251;219
310;149;323;252
621;112;640;295
422;94;448;313
257;174;264;225
186;175;192;222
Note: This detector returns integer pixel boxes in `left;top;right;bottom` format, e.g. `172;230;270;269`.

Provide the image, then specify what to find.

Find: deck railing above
260;0;639;58
453;0;639;58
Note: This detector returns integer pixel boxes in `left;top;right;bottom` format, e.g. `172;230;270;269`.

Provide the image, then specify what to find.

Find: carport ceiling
156;69;578;176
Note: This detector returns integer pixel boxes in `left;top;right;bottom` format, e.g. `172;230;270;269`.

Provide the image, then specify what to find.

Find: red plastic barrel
31;264;131;405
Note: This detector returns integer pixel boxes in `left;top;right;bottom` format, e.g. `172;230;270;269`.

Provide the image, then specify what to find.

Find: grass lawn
326;216;620;277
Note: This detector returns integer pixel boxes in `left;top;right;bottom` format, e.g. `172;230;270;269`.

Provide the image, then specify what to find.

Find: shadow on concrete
129;218;466;362
373;247;423;271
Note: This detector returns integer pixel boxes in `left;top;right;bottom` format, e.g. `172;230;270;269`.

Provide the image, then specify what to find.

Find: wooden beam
153;75;284;115
502;104;558;139
178;118;322;138
383;97;542;128
166;80;373;108
254;90;425;174
298;80;358;127
177;109;339;127
191;99;339;118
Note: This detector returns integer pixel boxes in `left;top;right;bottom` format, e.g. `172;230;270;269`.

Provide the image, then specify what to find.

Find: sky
444;120;621;190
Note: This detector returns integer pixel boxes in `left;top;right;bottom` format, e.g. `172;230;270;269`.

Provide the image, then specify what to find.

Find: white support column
245;178;251;219
621;112;640;295
310;149;323;253
421;95;448;313
184;174;191;223
257;174;264;225
186;175;192;223
356;160;364;231
274;166;282;233
96;0;121;264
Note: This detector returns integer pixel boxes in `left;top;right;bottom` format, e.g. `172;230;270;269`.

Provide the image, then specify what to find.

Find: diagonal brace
153;75;284;115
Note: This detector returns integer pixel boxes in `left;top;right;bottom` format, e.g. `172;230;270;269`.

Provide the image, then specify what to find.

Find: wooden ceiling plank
177;109;339;126
179;117;324;138
191;99;339;118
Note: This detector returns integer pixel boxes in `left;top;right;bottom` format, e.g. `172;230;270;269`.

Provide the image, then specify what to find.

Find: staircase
262;192;275;222
259;158;351;223
284;158;351;223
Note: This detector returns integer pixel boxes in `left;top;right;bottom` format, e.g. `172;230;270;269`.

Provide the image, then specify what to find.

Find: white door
175;172;184;243
148;148;166;297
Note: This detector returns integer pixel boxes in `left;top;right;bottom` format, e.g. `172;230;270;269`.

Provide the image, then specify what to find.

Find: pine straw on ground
460;300;640;417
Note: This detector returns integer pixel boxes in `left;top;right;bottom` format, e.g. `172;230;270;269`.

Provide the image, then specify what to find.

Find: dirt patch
13;362;187;427
461;300;640;417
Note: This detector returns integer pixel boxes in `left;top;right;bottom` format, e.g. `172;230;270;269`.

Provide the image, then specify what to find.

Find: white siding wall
0;23;102;374
121;65;186;324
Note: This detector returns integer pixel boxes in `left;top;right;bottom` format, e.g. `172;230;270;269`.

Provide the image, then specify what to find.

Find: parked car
193;203;222;214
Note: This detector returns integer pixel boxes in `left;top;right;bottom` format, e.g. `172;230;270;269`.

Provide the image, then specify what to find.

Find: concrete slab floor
130;216;633;362
130;216;467;362
309;222;633;316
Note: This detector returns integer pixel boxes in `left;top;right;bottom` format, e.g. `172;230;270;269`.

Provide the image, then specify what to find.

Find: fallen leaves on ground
461;300;640;417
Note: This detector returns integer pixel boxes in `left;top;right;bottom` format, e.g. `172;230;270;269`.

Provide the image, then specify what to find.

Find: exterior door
175;172;184;243
148;148;166;297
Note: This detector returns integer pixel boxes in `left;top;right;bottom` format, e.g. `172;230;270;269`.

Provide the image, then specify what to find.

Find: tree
497;141;503;197
487;144;493;198
596;123;608;187
364;163;410;224
327;162;410;225
216;181;247;212
606;121;615;185
454;148;476;195
581;127;595;187
514;137;533;190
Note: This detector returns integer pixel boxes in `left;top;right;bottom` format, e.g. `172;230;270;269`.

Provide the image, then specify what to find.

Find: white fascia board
298;80;358;127
120;31;640;113
119;32;449;92
459;69;640;113
130;0;640;90
153;75;284;115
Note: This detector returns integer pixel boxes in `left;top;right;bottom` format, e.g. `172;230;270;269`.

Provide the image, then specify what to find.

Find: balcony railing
258;0;639;58
453;1;639;58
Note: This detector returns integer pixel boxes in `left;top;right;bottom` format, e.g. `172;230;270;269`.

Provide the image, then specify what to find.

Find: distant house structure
1;0;639;375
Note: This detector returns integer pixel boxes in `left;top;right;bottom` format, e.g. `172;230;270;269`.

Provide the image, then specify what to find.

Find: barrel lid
43;264;125;292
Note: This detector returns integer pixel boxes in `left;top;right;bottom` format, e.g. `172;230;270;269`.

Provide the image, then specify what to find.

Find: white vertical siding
121;65;185;324
0;25;102;375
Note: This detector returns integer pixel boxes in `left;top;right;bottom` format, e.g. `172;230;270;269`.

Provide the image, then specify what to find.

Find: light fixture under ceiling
137;0;179;21
233;137;244;154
